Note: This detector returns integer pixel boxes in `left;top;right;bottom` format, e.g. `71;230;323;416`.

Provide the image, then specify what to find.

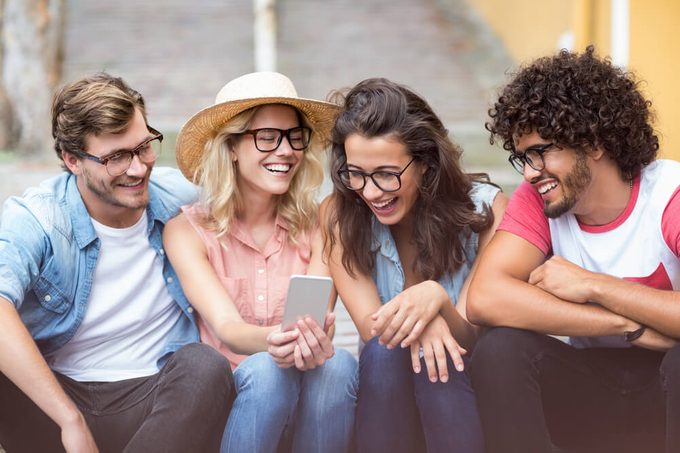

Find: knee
471;327;541;383
661;343;680;386
235;352;299;399
308;348;358;400
358;337;410;393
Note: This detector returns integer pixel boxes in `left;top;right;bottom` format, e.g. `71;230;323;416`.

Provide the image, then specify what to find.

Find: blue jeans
356;337;484;453
221;349;358;453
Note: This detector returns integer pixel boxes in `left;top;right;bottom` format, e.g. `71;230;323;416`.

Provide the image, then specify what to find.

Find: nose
274;137;294;157
361;177;383;200
522;162;542;182
126;153;148;176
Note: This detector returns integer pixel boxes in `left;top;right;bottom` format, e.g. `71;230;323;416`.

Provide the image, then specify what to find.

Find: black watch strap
624;325;647;342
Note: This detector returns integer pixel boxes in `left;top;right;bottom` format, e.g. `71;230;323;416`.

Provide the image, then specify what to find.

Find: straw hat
175;71;339;181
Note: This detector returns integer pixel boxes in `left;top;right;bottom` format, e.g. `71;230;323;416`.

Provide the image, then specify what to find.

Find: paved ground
1;0;521;359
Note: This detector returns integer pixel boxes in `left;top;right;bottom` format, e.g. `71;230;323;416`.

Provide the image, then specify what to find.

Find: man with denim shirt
0;73;233;452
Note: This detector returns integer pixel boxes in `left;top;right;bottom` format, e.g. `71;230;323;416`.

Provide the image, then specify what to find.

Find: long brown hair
326;78;495;280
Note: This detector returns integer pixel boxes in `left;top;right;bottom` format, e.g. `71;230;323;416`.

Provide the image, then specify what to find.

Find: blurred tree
0;0;65;156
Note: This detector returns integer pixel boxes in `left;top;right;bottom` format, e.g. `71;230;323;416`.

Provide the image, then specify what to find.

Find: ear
62;151;83;175
589;146;606;161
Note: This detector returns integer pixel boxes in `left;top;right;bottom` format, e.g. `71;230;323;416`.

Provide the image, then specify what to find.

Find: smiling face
515;131;592;218
231;104;303;201
344;133;423;226
64;108;155;227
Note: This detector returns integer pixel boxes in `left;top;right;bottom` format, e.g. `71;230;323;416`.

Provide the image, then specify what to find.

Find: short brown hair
51;72;146;171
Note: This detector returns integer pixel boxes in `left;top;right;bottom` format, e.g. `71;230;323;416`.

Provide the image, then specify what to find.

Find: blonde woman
164;72;357;453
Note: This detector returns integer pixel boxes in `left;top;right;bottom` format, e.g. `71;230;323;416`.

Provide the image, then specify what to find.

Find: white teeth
120;180;142;187
264;163;291;173
372;198;395;208
537;181;558;194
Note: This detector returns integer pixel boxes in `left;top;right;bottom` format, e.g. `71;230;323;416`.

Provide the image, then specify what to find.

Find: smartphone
281;275;333;332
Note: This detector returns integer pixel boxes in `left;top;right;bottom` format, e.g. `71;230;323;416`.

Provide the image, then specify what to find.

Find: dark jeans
0;343;234;453
471;327;680;453
356;337;484;453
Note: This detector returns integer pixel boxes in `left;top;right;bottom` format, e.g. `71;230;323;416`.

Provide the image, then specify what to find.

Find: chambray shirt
372;183;500;305
0;167;199;364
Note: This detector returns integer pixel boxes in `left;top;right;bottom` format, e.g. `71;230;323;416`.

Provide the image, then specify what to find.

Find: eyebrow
99;133;155;159
346;163;403;171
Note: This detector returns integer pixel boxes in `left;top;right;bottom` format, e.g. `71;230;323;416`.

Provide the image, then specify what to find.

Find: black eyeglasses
508;143;556;174
337;158;416;192
241;127;312;152
78;126;163;176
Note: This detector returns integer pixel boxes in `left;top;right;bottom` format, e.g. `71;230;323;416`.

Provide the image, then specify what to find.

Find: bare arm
0;299;97;452
467;230;637;336
321;197;383;342
163;213;284;355
528;255;680;340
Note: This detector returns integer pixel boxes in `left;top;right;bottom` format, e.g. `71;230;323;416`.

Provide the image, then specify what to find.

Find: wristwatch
624;325;647;342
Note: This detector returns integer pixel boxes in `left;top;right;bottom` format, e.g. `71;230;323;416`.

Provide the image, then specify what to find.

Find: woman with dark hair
323;78;507;452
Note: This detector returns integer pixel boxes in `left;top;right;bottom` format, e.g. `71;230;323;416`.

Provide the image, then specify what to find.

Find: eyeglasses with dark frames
241;127;312;152
508;143;556;174
337;158;416;193
78;126;163;176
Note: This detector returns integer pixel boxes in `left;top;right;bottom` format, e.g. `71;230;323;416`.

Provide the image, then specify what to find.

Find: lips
370;197;398;212
264;163;292;174
536;180;558;195
117;178;145;189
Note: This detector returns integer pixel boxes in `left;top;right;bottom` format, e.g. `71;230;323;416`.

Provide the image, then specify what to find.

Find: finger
422;343;438;383
386;315;418;349
371;303;398;337
444;337;465;372
268;340;297;359
293;344;305;370
528;266;543;286
410;341;422;374
433;341;449;383
379;310;409;348
298;319;323;356
296;331;314;362
323;312;336;332
306;317;334;357
400;319;425;348
267;328;299;346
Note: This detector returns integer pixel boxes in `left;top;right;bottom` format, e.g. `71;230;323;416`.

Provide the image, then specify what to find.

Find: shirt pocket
33;275;70;314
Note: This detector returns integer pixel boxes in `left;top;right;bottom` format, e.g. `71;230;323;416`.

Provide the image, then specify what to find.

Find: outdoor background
0;0;678;354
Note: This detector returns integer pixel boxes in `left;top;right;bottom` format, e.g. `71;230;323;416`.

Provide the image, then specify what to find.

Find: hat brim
176;96;340;181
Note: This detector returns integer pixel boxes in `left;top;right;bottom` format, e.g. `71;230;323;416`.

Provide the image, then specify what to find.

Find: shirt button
257;295;265;301
187;306;194;314
159;249;165;256
257;319;264;325
44;295;52;302
257;268;265;274
166;277;174;284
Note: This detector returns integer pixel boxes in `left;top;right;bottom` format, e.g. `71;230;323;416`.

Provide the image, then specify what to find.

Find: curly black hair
486;46;658;179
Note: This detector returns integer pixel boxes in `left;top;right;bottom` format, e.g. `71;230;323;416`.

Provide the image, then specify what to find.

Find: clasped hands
370;281;467;383
266;313;336;370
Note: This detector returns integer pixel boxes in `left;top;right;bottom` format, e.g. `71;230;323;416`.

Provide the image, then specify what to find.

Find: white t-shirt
47;211;181;381
499;159;680;348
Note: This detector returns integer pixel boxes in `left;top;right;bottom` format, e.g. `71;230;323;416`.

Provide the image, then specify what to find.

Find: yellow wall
466;0;572;63
628;0;680;159
466;0;680;160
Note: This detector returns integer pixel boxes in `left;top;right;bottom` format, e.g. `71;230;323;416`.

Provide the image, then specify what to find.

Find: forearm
0;299;85;429
439;301;478;351
468;277;635;337
218;321;278;355
590;274;680;338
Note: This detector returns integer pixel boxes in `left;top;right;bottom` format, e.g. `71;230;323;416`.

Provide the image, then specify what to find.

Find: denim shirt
0;167;199;365
372;182;500;305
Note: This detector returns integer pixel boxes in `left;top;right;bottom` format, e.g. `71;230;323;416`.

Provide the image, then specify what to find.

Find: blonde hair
195;105;324;243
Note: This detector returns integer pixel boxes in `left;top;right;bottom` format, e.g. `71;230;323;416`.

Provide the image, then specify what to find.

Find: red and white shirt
499;159;680;348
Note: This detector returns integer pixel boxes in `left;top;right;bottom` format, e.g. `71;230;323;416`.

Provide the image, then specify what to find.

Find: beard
543;152;591;218
82;165;150;211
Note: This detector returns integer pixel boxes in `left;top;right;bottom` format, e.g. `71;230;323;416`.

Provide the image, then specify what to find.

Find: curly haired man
468;46;680;452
